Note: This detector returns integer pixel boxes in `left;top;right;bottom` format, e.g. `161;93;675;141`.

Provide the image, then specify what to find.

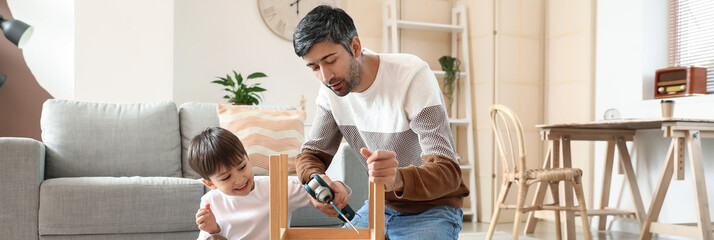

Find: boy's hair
187;127;248;180
293;5;358;57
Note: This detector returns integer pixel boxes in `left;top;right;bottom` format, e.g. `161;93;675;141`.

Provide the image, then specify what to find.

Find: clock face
258;0;341;41
603;108;621;120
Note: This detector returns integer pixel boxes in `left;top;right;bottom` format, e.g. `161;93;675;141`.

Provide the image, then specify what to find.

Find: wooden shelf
433;70;469;78
462;208;475;216
396;20;464;33
449;118;470;126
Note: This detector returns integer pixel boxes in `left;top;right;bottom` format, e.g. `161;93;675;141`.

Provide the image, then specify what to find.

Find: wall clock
603;108;621;120
258;0;341;41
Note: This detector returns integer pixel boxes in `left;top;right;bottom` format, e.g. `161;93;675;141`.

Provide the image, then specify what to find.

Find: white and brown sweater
297;52;470;213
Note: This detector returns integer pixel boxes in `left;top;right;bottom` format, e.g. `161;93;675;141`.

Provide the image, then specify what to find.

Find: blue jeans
345;200;463;240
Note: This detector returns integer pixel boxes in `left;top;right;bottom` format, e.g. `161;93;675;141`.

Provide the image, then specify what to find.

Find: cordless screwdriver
304;175;360;234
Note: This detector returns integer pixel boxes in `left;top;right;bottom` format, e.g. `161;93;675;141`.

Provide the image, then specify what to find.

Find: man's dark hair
187;127;248;180
293;5;358;57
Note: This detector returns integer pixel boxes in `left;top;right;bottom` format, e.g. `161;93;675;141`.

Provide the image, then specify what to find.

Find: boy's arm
287;177;310;209
196;198;222;240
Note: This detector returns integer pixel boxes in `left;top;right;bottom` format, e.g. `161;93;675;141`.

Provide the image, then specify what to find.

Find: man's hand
360;148;402;192
308;174;350;217
196;203;220;234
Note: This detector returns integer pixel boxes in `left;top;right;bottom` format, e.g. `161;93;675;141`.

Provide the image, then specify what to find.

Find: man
293;5;469;239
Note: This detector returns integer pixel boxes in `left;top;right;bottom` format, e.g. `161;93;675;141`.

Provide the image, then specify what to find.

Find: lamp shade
0;14;33;48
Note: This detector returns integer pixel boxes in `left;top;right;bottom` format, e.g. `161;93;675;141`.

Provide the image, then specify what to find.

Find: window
669;0;714;93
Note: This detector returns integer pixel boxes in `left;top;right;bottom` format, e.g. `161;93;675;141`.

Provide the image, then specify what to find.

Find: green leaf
234;71;244;85
247;86;266;93
211;80;230;86
211;69;270;105
225;74;235;87
246;72;267;79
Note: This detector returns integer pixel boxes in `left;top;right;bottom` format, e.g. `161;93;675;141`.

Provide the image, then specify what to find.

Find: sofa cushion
41;100;182;178
38;177;203;236
217;104;306;175
178;102;220;179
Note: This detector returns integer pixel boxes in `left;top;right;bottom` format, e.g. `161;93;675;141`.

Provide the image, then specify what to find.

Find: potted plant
438;56;461;112
211;70;267;105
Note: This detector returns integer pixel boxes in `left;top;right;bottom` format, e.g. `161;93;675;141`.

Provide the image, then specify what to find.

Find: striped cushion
217;104;306;174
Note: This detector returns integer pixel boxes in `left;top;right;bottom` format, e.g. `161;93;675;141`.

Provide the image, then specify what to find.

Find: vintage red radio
654;66;707;99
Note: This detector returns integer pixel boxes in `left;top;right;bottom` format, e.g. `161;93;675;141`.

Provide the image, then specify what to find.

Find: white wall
16;0;321;121
9;0;74;100
173;0;319;122
596;0;714;234
74;0;174;102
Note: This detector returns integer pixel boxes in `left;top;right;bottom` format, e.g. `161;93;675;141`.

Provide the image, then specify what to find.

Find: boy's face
303;40;362;97
202;159;255;197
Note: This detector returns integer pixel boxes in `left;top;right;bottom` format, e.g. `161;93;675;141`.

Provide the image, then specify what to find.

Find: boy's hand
308;174;349;217
196;203;220;234
361;148;402;192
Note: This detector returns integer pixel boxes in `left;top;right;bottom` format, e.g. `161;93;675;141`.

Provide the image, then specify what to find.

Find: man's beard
326;58;362;97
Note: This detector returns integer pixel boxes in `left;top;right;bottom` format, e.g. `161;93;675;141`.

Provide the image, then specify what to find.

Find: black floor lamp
0;14;33;88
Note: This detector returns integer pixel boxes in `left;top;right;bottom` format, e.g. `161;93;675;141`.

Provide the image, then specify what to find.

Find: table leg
639;139;676;240
561;137;576;240
598;140;616;230
687;131;713;240
615;138;646;226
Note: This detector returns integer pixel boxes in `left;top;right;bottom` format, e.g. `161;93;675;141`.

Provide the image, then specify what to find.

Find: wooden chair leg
550;182;562;240
573;177;592;240
512;182;528;240
526;147;553;234
487;181;512;240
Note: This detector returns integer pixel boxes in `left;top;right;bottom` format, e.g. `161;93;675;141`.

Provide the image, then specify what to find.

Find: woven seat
486;104;591;240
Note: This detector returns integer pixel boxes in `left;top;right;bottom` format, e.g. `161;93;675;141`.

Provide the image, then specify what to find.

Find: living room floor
459;221;679;240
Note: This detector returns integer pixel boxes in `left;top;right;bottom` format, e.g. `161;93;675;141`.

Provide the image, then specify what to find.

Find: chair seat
506;168;583;182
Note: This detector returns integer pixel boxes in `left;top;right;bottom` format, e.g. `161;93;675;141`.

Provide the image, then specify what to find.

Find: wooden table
523;118;714;240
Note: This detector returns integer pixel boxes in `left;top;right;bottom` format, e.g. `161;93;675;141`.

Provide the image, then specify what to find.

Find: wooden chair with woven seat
486;104;591;240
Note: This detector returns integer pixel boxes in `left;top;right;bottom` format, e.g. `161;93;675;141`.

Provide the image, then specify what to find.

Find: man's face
303;41;362;97
203;159;255;197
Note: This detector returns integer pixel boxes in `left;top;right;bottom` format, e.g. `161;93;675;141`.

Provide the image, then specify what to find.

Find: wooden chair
486;104;591;240
269;154;385;240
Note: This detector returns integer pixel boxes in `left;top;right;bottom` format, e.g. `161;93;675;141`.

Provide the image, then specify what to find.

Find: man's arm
393;155;464;200
296;149;334;184
295;95;351;215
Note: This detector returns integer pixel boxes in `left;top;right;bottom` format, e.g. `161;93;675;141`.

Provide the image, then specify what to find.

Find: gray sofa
0;100;367;240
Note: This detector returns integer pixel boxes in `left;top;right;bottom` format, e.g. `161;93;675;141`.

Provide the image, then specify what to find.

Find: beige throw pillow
217;104;306;175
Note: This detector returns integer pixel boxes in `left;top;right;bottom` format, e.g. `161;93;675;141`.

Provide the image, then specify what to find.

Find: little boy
187;126;310;240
